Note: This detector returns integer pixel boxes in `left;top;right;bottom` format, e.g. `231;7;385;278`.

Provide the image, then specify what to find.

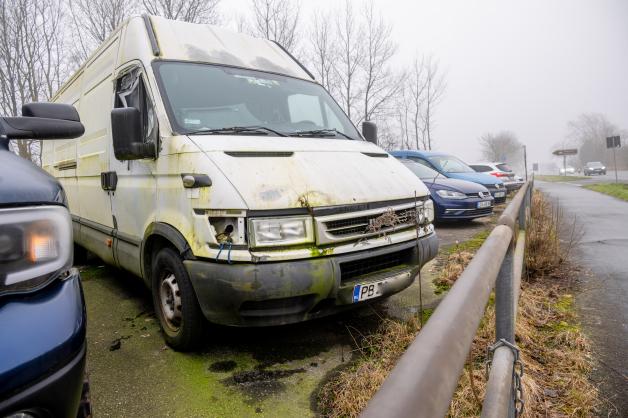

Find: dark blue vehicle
398;159;494;221
391;150;507;204
0;103;90;417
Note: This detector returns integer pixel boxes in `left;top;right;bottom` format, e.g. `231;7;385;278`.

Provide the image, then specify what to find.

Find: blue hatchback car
398;159;494;221
391;150;507;204
0;103;90;417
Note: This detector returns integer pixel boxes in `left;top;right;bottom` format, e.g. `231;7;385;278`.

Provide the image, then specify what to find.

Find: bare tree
408;56;428;149
67;0;134;64
0;0;66;164
360;0;400;123
566;113;628;167
479;131;523;164
142;0;221;24
421;56;445;150
333;0;363;122
250;0;300;52
309;9;336;92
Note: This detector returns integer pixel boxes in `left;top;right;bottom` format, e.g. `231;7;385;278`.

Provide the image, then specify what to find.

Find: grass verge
317;191;599;417
583;182;628;201
535;175;587;182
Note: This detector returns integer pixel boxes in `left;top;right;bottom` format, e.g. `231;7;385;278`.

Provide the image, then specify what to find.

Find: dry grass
317;318;422;418
317;191;599;417
449;272;599;417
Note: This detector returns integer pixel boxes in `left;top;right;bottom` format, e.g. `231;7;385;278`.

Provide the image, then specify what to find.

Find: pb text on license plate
353;281;385;303
494;191;506;198
477;200;491;209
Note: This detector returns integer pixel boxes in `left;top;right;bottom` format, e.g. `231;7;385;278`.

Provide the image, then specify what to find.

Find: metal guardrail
361;180;534;418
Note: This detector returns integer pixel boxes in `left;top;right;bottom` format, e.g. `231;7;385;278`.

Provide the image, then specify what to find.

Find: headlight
249;216;314;248
424;199;435;224
435;189;467;199
0;206;72;295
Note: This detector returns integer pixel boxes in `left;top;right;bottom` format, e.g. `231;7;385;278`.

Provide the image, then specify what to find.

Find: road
537;181;628;414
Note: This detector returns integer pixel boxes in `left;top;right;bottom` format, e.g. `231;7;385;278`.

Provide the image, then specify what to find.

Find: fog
227;0;628;167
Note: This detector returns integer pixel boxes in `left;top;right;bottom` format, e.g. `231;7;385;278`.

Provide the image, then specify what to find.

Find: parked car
583;161;606;176
43;16;438;351
390;150;507;204
469;162;524;192
0;103;90;417
399;159;494;221
559;166;576;175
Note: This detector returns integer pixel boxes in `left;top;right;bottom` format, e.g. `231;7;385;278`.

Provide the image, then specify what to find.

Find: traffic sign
606;136;620;148
552;148;578;156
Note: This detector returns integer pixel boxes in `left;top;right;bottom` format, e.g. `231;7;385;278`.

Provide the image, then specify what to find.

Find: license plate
353;281;384;303
477;200;492;208
494;192;506;198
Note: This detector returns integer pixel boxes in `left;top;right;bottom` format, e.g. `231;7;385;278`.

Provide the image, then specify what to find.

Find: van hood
187;136;430;210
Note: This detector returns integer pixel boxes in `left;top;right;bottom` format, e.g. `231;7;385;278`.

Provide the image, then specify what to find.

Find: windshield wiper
289;128;356;141
188;126;287;137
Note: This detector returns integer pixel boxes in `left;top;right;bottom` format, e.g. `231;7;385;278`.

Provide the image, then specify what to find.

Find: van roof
54;15;314;100
149;16;312;80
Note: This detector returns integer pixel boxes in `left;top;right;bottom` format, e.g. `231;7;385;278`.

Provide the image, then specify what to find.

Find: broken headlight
424;199;435;224
248;216;314;248
0;206;72;295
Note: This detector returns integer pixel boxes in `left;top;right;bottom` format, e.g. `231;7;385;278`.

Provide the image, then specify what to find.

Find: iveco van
43;15;438;350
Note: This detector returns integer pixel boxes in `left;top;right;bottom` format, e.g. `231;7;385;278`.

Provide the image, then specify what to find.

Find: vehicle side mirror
0;103;84;140
111;107;156;160
362;121;378;145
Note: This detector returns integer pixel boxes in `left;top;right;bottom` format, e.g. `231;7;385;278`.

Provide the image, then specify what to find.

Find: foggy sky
225;0;628;167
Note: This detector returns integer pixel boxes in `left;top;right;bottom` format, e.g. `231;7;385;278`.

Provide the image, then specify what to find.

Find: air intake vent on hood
225;151;294;157
362;152;388;158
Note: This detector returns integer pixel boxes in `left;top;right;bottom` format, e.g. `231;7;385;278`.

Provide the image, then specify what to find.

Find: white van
43;15;438;350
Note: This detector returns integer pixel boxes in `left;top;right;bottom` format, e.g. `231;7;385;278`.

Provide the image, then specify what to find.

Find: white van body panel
189;136;429;210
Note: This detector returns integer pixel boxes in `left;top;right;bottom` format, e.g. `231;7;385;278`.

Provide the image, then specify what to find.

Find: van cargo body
43;16;437;349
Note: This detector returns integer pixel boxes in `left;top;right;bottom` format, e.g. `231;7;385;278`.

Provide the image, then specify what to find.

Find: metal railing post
495;243;515;344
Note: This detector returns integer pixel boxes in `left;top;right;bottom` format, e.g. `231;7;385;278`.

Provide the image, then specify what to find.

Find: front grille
340;248;414;282
464;207;493;216
324;207;417;238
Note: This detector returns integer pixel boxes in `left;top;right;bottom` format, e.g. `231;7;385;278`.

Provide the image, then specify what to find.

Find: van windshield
154;61;361;140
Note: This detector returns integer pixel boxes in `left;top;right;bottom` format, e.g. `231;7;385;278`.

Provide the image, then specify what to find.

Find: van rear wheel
151;247;204;351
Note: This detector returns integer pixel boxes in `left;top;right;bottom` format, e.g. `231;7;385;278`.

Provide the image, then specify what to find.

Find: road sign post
552;148;578;176
606;136;621;183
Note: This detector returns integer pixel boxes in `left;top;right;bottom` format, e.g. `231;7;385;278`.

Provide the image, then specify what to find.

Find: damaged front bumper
185;232;438;326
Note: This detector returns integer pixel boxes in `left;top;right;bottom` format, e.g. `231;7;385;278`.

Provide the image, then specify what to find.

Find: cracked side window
115;68;157;144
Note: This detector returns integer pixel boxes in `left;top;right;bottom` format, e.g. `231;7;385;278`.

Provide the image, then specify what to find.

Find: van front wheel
152;247;204;351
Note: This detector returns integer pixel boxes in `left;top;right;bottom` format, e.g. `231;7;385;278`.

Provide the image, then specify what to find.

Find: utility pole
523;145;528;181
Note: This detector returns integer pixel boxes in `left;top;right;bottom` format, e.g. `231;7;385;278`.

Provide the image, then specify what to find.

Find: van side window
287;94;323;126
115;69;157;143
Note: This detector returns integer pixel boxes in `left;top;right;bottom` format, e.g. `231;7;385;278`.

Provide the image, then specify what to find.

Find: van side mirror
111;107;156;160
362;121;378;145
0;103;84;140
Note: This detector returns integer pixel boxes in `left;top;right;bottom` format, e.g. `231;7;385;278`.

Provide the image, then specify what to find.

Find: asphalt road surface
537;181;628;414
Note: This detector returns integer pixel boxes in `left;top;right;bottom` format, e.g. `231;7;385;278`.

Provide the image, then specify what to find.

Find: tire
151;247;205;351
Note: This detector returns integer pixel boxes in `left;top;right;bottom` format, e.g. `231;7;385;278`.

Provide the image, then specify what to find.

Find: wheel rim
159;273;182;331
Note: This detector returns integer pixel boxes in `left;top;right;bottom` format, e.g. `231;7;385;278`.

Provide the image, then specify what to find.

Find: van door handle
101;171;118;191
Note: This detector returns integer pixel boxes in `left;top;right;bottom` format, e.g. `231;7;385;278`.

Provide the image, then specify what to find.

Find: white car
469;162;524;192
559;166;576;175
